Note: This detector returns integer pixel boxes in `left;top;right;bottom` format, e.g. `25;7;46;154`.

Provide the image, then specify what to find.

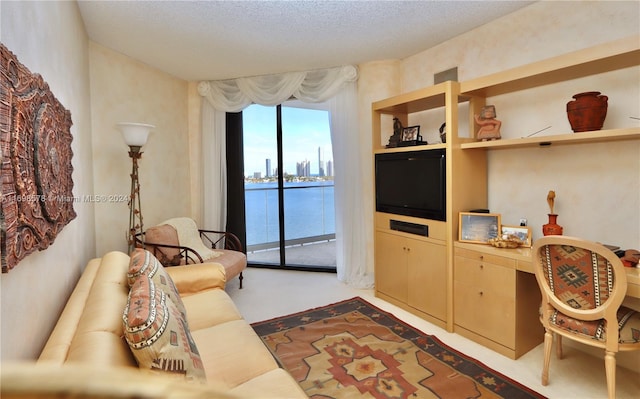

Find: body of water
245;181;335;247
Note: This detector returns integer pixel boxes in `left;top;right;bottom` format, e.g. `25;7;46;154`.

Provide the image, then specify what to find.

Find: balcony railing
245;182;335;253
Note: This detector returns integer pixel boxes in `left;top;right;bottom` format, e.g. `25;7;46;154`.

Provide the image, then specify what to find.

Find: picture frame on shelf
459;212;501;244
501;225;532;247
401;125;420;141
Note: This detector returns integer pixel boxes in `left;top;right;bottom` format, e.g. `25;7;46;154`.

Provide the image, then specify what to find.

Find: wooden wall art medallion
1;43;76;272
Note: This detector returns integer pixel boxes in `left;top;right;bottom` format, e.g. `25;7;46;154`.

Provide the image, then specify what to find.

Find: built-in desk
453;241;640;359
454;242;640;298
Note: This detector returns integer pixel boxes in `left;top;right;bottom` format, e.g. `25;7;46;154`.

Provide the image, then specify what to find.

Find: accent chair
531;236;640;399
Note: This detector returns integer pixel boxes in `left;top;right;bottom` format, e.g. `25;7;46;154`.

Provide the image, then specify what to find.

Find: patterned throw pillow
128;249;187;319
123;275;206;382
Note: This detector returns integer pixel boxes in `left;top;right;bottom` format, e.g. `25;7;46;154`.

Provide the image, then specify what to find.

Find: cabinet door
408;239;447;321
375;231;408;302
454;256;516;348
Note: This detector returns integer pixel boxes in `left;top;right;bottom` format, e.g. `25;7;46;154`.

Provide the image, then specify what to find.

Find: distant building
327;160;333;177
253;172;262;179
265;159;271;177
318;147;325;177
296;160;310;177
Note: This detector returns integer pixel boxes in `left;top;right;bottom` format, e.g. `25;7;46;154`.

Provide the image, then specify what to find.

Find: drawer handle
479;255;484;260
479;264;484;270
479;291;484;296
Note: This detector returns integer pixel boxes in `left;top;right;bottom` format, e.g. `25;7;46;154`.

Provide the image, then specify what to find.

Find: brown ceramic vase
542;214;563;236
566;91;608;133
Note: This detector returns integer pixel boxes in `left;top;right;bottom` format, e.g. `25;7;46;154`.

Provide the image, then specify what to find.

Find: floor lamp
118;122;154;254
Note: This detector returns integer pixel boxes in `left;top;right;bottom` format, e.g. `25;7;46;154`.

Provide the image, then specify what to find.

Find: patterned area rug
251;297;545;399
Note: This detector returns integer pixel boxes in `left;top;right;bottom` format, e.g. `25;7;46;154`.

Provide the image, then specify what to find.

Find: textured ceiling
78;1;534;81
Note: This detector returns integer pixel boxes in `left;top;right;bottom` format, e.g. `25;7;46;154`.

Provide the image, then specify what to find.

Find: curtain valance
198;65;358;112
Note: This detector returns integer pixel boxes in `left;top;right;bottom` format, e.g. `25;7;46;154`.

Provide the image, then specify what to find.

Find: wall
398;1;640;249
1;1;96;360
89;43;192;256
187;82;203;225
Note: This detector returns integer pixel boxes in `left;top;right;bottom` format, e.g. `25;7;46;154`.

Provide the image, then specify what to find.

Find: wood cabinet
453;243;542;359
375;213;447;328
372;35;639;357
372;82;487;331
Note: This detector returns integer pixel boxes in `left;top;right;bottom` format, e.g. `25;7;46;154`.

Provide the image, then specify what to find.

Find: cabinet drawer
454;280;516;348
454;247;516;269
454;256;515;290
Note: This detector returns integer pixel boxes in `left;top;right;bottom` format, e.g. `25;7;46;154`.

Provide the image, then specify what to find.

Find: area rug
251;297;545;399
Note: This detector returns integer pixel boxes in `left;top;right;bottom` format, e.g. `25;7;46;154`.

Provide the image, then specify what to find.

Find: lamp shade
117;122;154;147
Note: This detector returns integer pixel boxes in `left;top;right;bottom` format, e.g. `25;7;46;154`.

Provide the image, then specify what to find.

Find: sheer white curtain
198;65;373;288
329;82;374;288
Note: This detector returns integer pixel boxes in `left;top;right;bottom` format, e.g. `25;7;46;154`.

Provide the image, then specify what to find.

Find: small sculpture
439;123;446;144
543;190;563;236
547;190;556;214
387;117;403;148
474;105;501;141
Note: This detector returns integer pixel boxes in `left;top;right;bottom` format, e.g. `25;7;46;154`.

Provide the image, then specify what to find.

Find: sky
242;104;333;177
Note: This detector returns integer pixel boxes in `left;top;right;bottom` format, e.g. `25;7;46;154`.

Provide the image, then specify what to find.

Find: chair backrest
532;236;628;346
161;217;219;261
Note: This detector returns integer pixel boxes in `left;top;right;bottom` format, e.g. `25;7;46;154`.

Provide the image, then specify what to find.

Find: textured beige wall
89;43;192;256
187;82;203;225
398;1;640;248
1;1;96;360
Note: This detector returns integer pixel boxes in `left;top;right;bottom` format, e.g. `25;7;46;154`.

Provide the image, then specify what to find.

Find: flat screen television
375;149;446;221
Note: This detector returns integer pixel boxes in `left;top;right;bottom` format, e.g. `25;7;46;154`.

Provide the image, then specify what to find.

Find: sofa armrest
165;262;226;295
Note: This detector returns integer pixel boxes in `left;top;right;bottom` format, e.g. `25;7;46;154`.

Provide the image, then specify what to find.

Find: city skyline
243;104;333;178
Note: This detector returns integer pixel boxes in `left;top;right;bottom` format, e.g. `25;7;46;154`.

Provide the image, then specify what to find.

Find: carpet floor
252;297;546;399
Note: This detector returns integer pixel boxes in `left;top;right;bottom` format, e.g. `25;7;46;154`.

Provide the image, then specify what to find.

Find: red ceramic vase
566;91;608;133
542;214;563;236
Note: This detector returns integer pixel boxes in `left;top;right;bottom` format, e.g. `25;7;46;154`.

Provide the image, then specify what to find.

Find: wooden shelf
373;81;464;114
372;36;640;342
460;128;640;150
460;36;639;98
373;143;446;154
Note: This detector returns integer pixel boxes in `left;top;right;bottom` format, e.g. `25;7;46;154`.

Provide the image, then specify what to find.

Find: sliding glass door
243;103;336;270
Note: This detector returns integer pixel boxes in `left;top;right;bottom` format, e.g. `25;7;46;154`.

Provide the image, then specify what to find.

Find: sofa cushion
123;275;206;382
165;262;227;297
128;249;187;319
181;289;243;331
144;224;182;266
190;320;278;389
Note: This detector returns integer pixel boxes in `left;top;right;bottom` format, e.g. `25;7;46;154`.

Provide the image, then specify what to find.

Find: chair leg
542;330;553;386
556;334;563;359
239;272;244;289
604;351;616;399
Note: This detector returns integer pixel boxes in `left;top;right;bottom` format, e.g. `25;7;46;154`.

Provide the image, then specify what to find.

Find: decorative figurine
387;117;403;148
474;105;501;141
543;190;563;236
439;122;446;144
547;190;555;215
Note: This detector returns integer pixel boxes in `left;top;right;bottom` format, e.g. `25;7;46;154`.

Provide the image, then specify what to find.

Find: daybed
8;249;305;398
139;217;246;288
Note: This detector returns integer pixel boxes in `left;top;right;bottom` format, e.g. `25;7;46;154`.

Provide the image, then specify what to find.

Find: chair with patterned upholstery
531;236;640;399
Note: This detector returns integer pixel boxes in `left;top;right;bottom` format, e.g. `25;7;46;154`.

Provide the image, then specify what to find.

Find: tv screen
375;149;446;221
